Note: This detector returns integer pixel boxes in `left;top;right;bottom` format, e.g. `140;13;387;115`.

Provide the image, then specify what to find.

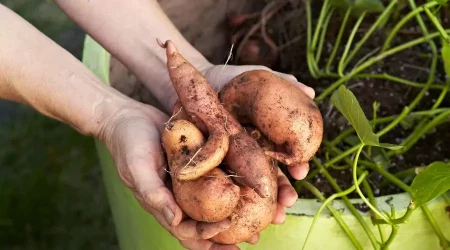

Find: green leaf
331;85;403;150
442;38;450;77
331;85;378;145
410;162;450;207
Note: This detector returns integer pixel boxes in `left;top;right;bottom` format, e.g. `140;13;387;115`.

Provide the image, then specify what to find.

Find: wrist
86;91;135;140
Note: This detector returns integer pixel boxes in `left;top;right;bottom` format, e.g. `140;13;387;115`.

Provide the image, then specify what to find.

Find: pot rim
286;191;449;217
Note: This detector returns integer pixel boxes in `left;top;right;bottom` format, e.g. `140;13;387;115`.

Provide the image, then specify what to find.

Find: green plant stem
329;108;450;147
305;0;317;78
343;0;398;70
315;8;334;64
369;102;380;156
352;73;446;90
328;108;450;146
338;12;367;76
326;8;351;74
302;172;368;250
316;30;448;102
326;144;360;167
353;145;392;224
328;164;351;170
310;0;330;56
299;181;363;250
379;166;426;188
307;0;330;77
312;158;379;248
381;0;443;163
381;1;439;52
364;165;450;247
432;81;450;110
376;51;438;138
373;204;415;225
362;179;385;243
323;145;450;246
382;225;399;250
421;206;450;249
423;6;450;43
388;110;450;156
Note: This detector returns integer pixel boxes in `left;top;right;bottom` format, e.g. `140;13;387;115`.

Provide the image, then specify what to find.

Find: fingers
272;203;287;224
179;239;241;250
277;169;298;208
245;233;260;245
173;219;231;240
275;72;315;99
134;181;183;227
204;64;315;100
130;155;183;227
287;162;310;180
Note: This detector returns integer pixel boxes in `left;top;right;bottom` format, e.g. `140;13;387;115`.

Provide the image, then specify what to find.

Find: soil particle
353;203;371;213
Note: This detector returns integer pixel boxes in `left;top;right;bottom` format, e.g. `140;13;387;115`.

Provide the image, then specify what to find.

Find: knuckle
141;186;170;210
117;166;135;189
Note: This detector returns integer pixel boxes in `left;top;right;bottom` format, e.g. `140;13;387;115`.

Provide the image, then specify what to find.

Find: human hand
98;101;246;250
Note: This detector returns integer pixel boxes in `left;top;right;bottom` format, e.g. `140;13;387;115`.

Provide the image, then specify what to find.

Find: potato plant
294;0;450;249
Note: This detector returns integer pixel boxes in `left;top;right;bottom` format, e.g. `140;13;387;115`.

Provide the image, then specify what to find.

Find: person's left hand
165;63;316;242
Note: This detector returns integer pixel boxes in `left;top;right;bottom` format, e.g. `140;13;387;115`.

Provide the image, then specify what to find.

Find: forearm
0;5;129;136
55;0;212;113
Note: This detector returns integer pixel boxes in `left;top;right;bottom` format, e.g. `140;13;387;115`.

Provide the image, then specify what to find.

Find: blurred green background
0;1;119;249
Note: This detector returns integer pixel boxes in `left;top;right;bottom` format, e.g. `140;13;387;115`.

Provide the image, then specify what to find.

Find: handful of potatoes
158;40;323;244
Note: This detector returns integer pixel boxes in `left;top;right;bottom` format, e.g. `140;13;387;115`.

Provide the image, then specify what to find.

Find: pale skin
0;1;316;249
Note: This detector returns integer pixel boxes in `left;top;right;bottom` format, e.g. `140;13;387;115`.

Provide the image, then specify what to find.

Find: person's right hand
96;100;247;250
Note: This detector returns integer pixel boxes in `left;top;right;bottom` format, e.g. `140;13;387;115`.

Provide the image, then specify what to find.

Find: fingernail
163;206;174;226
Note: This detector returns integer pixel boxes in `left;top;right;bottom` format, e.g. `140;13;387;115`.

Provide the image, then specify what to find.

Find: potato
162;119;240;223
219;69;324;167
211;128;277;244
157;39;231;181
211;185;277;244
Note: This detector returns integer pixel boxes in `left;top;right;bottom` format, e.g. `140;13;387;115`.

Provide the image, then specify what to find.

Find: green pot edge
81;35;450;250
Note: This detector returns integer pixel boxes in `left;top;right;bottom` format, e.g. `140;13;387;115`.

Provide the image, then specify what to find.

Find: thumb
275;72;315;99
130;158;183;228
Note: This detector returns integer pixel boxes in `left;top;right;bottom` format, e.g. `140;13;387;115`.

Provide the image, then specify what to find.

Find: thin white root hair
181;147;203;170
165;106;183;128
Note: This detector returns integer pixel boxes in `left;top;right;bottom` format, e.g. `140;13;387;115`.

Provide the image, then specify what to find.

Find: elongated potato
162;119;240;222
211;128;277;244
159;39;277;199
157;39;230;181
219;70;323;168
